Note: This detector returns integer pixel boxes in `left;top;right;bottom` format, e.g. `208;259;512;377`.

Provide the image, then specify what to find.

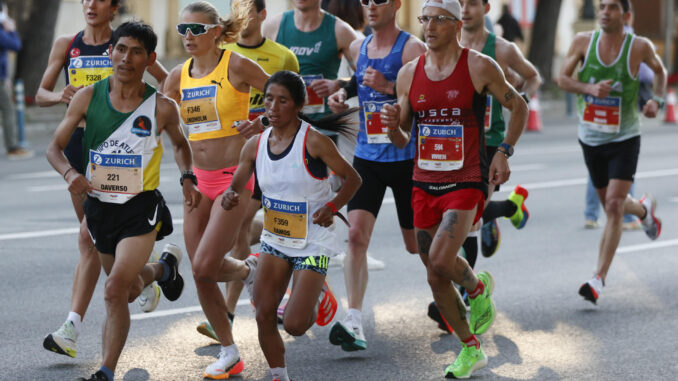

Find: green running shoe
196;321;219;341
507;185;529;229
469;271;495;335
444;343;488;379
329;317;367;351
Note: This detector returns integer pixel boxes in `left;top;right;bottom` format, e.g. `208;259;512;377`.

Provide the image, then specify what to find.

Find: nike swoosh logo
148;205;159;226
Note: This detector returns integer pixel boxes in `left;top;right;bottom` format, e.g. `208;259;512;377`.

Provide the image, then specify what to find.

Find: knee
104;276;130;305
77;227;96;257
348;226;370;252
405;241;419;254
283;317;310;337
192;255;218;283
604;197;625;218
255;303;278;329
426;266;447;292
428;254;449;277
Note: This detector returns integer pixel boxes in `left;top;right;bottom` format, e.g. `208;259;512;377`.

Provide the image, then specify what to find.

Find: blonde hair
182;0;251;44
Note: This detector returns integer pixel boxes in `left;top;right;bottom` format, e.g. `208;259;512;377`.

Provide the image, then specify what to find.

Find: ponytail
299;108;359;140
182;0;252;45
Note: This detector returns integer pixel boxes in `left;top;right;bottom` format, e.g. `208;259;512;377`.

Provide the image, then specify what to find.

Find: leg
224;191;254;314
595;179;633;281
344;210;377;311
0;82;17;151
283;269;326;336
70;217;101;318
585;176;601;223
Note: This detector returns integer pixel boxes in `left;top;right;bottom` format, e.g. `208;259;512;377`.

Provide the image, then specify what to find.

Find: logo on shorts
148;205;159;226
70;48;81;58
131;116;152;137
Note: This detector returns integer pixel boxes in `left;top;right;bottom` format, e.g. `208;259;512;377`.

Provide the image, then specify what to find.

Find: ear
147;51;157;67
260;9;267;22
485;2;490;15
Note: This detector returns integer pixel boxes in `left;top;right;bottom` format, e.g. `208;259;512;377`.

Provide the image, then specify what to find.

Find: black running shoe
427;302;452;333
158;244;184;301
480;219;501;258
76;370;110;381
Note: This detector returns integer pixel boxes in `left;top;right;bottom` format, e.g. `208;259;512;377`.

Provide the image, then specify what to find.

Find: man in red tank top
381;0;528;378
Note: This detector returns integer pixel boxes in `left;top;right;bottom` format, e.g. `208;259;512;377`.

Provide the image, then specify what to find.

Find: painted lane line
616;239;678;254
0;219;185;241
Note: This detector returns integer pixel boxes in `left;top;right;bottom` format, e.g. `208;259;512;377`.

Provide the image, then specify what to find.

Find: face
179;11;222;55
111;36;155;83
420;6;460;50
264;83;303;128
240;6;266;39
459;0;488;31
364;0;400;30
599;0;628;32
294;0;320;12
82;0;118;26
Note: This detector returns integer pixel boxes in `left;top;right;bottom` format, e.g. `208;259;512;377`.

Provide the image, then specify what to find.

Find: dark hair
111;21;157;54
265;71;358;138
253;0;265;12
601;0;630;13
322;0;365;31
82;0;120;6
183;0;251;45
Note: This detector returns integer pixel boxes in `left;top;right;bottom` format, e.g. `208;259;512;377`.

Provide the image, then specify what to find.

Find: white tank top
255;122;338;257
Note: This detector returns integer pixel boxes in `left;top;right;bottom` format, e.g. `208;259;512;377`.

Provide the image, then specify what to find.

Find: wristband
344;74;358;98
180;170;198;186
63;167;74;180
326;201;339;214
651;95;665;110
520;92;530;104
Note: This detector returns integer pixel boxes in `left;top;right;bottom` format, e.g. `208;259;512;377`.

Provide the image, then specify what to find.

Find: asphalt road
1;108;677;380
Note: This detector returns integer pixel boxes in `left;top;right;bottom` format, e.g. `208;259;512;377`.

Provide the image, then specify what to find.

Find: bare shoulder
155;92;179;113
399;57;419;81
494;36;524;61
630;35;655;54
349;37;364;58
334;15;358;46
402;35;427;62
468;49;500;73
571;31;594;51
70;85;95;112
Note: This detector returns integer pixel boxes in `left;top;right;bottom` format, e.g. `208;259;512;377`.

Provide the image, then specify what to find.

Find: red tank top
408;49;487;192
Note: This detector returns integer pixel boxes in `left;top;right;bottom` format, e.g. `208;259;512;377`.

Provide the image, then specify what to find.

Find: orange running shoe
316;281;337;326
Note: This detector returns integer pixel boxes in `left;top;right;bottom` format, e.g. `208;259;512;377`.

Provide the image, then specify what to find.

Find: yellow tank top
180;50;249;141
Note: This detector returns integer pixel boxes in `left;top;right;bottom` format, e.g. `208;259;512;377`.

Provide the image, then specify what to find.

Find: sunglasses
361;0;390;7
417;15;459;24
176;23;220;37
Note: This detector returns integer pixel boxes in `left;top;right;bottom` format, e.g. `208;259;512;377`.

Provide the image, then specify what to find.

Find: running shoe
366;252;386;270
480;219;501;257
579;274;604;305
243;253;259;301
138;282;161;313
76;371;110;381
469;271;495;335
427;301;453;333
276;287;292;324
329;315;367;351
316;281;338;326
444;343;488;379
640;194;661;240
204;346;245;379
197;321;219;341
507;186;529;229
622;219;643;231
43;320;77;358
584;219;599;229
158;244;184;301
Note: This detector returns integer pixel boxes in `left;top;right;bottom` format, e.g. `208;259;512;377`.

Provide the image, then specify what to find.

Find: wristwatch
651;95;665;110
180;170;198;186
497;142;514;158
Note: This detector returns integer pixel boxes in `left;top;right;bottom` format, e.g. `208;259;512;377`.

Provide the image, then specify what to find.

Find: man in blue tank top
325;0;426;353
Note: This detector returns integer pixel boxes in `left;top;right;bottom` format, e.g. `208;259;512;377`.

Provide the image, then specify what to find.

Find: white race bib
582;95;622;133
89;151;143;203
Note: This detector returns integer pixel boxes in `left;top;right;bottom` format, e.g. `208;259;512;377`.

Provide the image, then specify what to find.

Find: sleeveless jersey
481;33;506;147
84;79;161;204
577;30;640;146
355;31;416;162
256;122;338;257
408;50;488;189
179;50;249;141
276;10;340;118
224;38;300;119
64;31;113;88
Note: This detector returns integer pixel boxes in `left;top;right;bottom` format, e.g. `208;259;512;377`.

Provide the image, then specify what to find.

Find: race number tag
262;196;308;249
484;95;493;132
249;107;266;120
417;124;464;171
301;74;325;114
582;95;621;133
363;100;392;144
89;151;142;204
67;56;113;87
181;85;222;135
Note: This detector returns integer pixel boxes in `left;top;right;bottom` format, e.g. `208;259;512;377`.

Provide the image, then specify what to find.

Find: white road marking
0;219;184;241
615;239;678;254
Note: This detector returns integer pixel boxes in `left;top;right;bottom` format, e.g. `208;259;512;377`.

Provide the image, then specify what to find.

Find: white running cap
421;0;461;20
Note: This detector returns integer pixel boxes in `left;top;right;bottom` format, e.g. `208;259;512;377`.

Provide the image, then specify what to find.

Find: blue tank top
63;31;113;87
355;31;415;162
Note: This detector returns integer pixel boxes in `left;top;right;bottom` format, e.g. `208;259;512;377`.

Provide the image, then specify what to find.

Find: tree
527;0;562;86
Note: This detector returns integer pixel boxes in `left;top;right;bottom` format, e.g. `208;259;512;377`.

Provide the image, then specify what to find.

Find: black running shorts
65;127;85;174
347;156;414;230
579;136;640;189
84;190;173;255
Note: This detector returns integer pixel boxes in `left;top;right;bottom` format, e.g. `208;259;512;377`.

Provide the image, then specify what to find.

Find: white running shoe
43;320;78;358
366;252;385;270
138;282;161;313
243;254;259;300
204;346;245;379
640;194;661;240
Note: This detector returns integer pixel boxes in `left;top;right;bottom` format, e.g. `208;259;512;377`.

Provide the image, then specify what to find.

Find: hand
2;18;16;32
309;79;340;99
235;118;263;139
328;88;349;113
182;182;201;212
587;79;613;98
66;171;91;197
60;85;83;104
642;99;659;118
312;205;334;227
488;153;511;185
362;67;392;95
221;189;240;210
380;103;401;130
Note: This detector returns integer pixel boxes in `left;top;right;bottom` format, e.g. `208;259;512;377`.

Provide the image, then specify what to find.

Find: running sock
67;311;82;334
461;335;480;349
483;200;517;221
227;312;235;324
99;365;114;381
270;367;290;381
158;259;171;282
347;308;362;324
462;236;478;269
222;344;240;359
466;279;485;299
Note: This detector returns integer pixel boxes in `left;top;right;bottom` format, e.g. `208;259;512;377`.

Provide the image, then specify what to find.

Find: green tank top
83;78;156;167
276;10;340;118
577;30;640;146
481;33;506;147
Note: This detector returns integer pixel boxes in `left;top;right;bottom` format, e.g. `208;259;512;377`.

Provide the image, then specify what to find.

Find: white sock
270;367;289;381
347;308;362;324
467;230;479;238
222;344;239;358
67;311;82;333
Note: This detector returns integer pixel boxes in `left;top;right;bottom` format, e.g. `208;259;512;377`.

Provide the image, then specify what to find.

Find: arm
36;35;82;107
557;33;613;98
163;65;183;105
381;61;417;149
230;52;270;92
502;41;541;97
363;36;427;97
309;19;359;98
284;48;300;73
0;30;21;51
221;136;259;210
306;130;362;227
637;37;667;118
147;60;169;91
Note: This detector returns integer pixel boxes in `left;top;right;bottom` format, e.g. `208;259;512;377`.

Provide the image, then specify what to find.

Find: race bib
417;124;464;171
484;96;493;132
89;151;142;204
582;95;621;133
68;56;113;87
302;74;324;114
363;100;392;144
181;85;222;135
262;196;308;249
248;107;265;120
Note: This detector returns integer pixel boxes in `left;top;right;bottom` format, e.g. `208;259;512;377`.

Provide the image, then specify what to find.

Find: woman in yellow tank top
164;1;268;378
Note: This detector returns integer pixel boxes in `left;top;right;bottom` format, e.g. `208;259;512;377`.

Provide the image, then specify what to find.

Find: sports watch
497;142;514;158
180;170;198;186
651;95;665;110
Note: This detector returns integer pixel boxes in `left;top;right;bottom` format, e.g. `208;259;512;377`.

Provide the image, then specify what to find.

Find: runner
426;0;541;333
325;0;426;352
557;0;666;304
263;0;358;120
36;0;168;358
194;0;300;341
380;0;528;377
222;70;361;381
163;1;268;378
45;22;196;381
